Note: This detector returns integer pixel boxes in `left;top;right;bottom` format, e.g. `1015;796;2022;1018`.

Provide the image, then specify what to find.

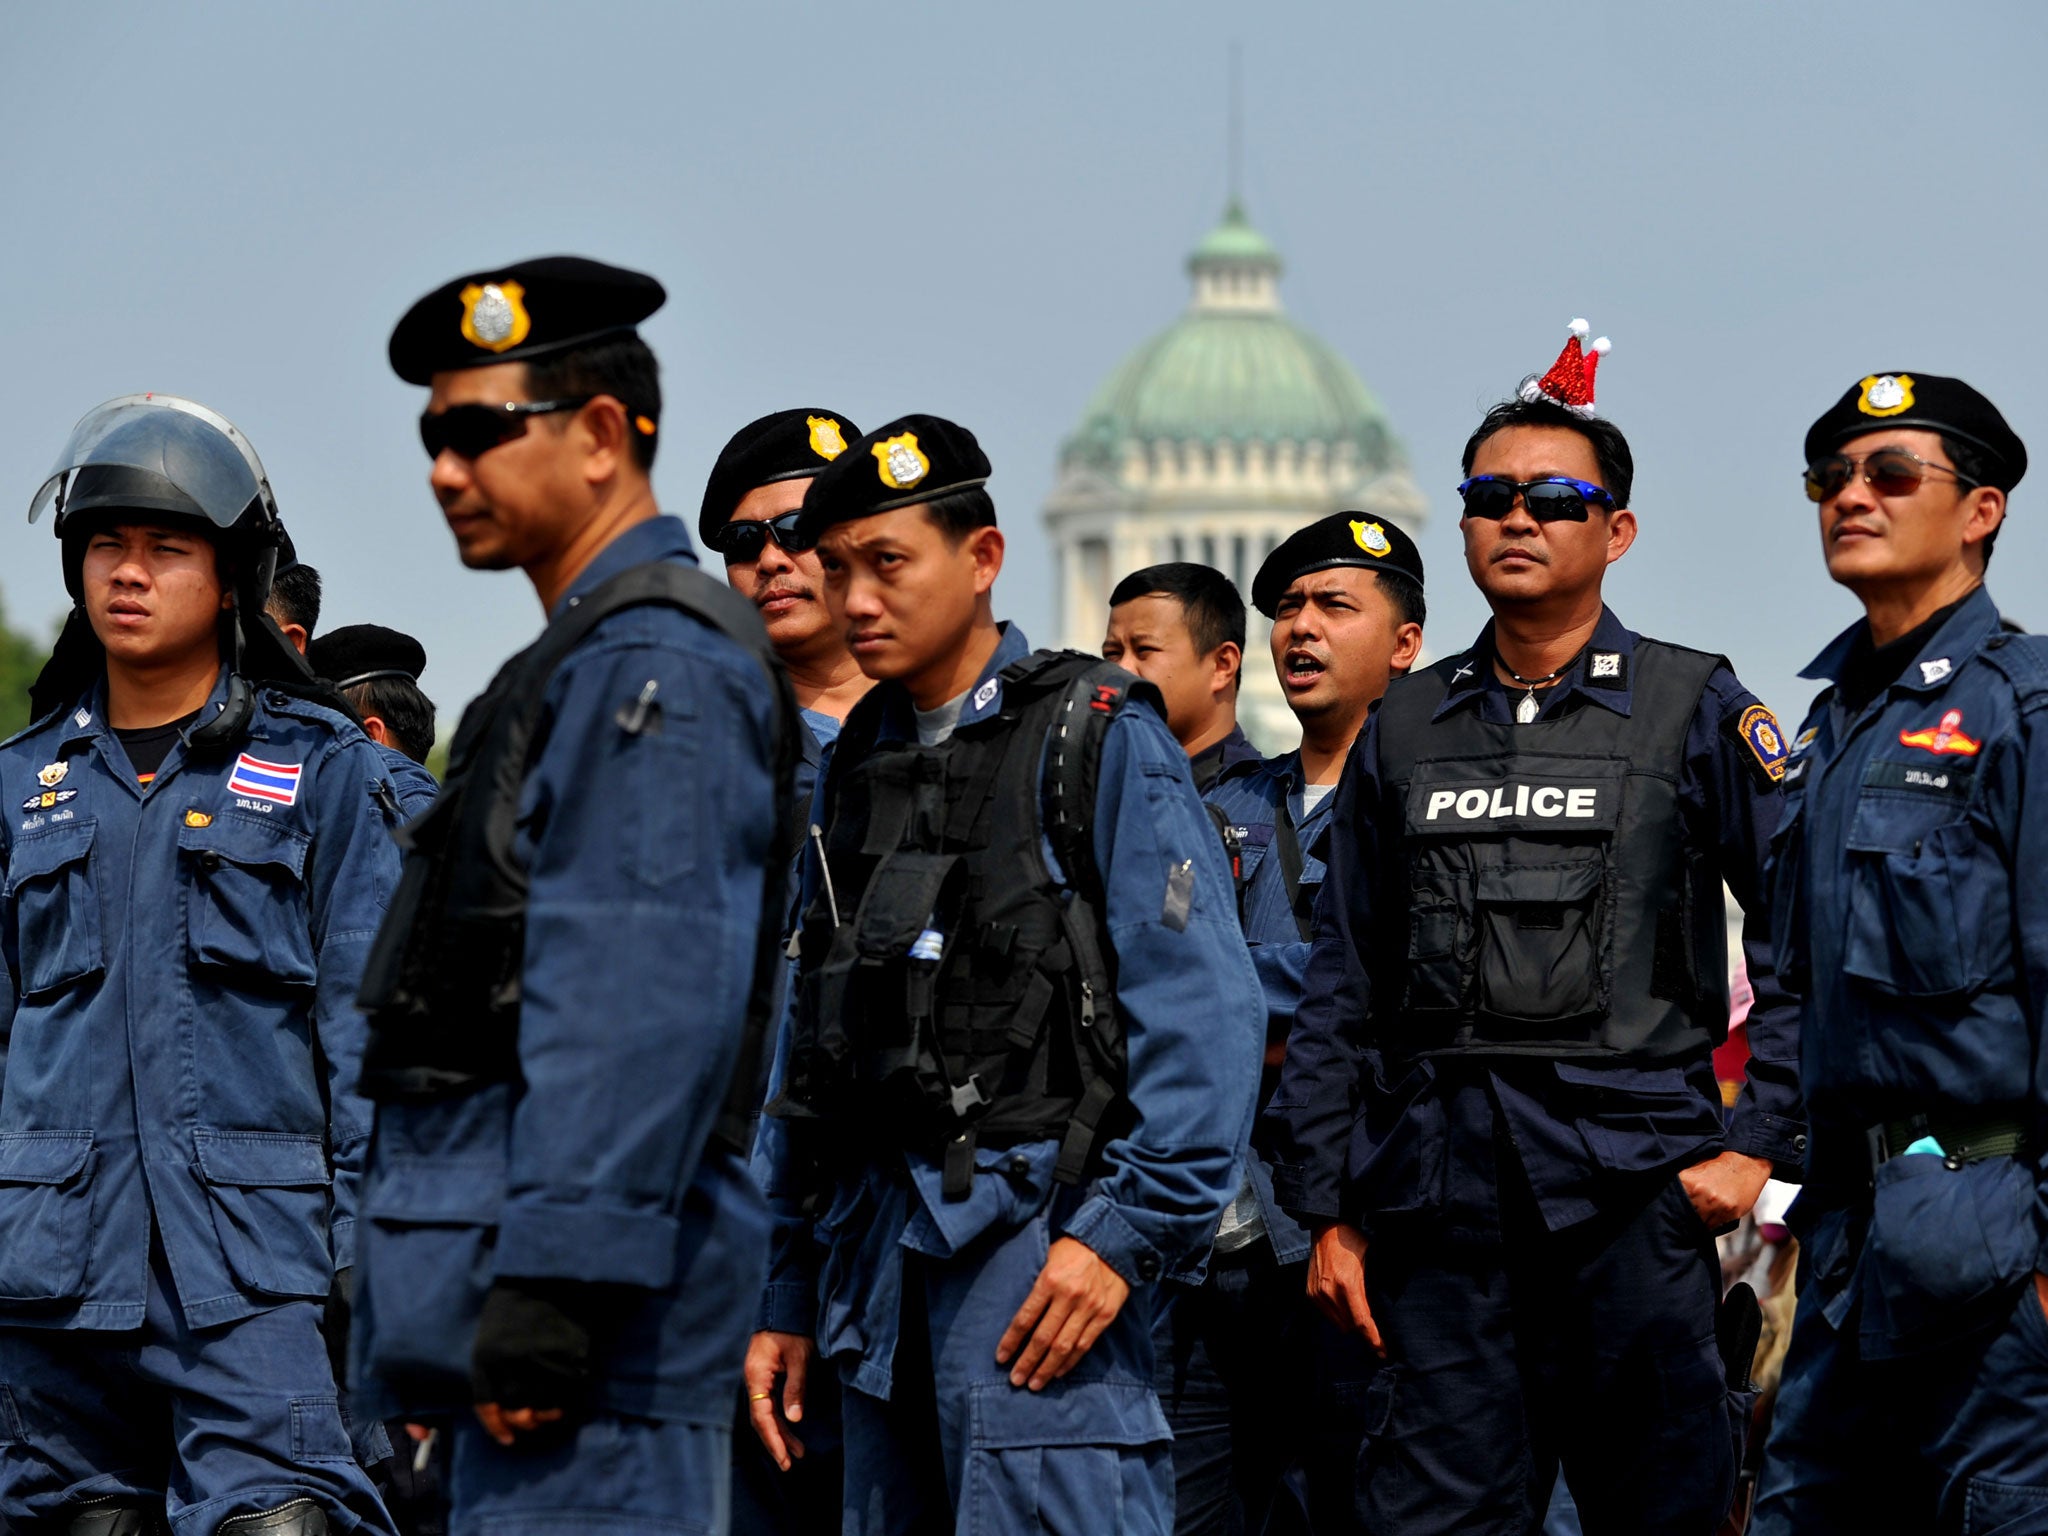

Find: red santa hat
1519;318;1611;417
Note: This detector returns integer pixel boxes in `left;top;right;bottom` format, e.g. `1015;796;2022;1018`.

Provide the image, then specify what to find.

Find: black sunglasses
1457;475;1615;523
706;510;814;560
1803;449;1978;504
418;397;593;460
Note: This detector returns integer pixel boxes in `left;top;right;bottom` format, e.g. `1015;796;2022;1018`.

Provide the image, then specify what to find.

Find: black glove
324;1266;354;1390
469;1279;604;1417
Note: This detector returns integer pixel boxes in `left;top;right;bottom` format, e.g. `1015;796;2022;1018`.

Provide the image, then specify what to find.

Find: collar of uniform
1800;584;2004;697
548;514;700;620
871;621;1031;742
1200;724;1265;788
1433;606;1638;721
55;679;111;750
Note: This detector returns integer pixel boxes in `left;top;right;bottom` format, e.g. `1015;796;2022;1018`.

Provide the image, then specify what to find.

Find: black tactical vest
1372;639;1727;1062
355;562;798;1156
771;650;1153;1197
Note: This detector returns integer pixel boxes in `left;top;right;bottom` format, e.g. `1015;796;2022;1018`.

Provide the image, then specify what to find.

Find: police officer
0;395;403;1536
265;530;321;656
745;414;1263;1534
1101;562;1256;788
1265;325;1805;1536
349;257;798;1534
1144;513;1423;1535
700;411;869;1532
1751;374;2048;1531
306;625;439;818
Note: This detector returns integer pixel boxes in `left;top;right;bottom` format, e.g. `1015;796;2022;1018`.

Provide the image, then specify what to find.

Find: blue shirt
0;673;403;1329
357;515;781;1423
1264;608;1807;1238
1201;747;1339;1264
1772;585;2048;1281
754;625;1264;1399
374;742;439;820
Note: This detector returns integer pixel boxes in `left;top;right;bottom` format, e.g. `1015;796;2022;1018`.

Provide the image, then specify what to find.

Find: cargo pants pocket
963;1378;1172;1536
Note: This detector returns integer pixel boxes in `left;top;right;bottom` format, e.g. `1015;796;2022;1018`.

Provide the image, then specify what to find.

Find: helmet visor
29;395;275;531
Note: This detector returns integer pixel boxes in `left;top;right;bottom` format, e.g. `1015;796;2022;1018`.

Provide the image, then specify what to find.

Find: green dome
1063;205;1405;475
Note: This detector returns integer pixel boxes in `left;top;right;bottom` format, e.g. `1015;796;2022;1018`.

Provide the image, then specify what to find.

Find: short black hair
1108;562;1247;660
1461;397;1635;511
921;485;998;541
344;675;438;764
525;335;663;471
1376;569;1426;631
267;562;322;636
1942;433;2003;567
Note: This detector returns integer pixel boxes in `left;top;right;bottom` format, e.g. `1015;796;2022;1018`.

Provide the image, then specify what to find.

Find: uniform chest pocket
179;813;318;987
6;821;102;998
1473;849;1609;1026
1841;794;2005;998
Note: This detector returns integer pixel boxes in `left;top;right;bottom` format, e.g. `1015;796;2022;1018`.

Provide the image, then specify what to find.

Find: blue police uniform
731;704;847;1536
1265;609;1805;1536
753;623;1264;1536
350;516;779;1533
1752;586;2048;1532
0;677;403;1536
1155;744;1377;1533
372;744;438;821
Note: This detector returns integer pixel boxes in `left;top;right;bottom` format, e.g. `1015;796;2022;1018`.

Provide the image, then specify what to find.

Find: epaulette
1978;631;2048;711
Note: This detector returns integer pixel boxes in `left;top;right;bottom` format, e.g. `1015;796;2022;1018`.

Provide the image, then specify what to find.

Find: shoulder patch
1735;703;1788;782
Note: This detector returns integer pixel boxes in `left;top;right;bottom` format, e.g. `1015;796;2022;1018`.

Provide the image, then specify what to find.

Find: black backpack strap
1270;796;1315;943
1040;654;1164;1185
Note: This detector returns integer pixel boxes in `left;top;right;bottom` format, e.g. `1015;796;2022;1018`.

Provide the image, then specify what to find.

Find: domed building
1043;201;1427;749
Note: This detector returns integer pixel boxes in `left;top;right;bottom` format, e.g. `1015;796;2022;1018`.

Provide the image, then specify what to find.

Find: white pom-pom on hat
1590;336;1612;355
1569;318;1590;339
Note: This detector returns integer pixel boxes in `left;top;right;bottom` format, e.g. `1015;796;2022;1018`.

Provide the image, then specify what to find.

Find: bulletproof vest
355;561;798;1156
772;650;1151;1197
1372;640;1727;1062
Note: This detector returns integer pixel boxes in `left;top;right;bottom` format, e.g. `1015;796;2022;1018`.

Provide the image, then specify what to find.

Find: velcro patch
1735;704;1788;783
1864;757;1974;799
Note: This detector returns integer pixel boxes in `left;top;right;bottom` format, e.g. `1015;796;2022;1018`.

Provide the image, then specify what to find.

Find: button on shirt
1264;609;1806;1238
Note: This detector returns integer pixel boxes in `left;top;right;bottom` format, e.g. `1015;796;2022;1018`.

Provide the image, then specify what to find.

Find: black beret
388;256;665;385
796;414;991;539
698;408;862;546
1804;372;2027;491
1251;511;1425;618
309;623;427;689
274;524;303;576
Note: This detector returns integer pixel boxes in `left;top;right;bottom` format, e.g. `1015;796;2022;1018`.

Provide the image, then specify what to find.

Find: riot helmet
25;395;322;736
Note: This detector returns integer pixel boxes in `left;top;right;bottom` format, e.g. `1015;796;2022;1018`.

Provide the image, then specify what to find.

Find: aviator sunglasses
418;397;594;460
705;510;815;560
1457;475;1616;523
1803;449;1979;504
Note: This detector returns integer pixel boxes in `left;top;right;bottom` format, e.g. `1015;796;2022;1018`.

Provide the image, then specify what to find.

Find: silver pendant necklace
1499;648;1587;724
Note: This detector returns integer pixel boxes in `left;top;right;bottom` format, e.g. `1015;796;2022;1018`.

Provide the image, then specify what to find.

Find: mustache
1489;541;1550;565
754;579;816;605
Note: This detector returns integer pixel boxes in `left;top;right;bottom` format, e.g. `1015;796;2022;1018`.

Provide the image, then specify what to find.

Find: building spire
1227;41;1243;213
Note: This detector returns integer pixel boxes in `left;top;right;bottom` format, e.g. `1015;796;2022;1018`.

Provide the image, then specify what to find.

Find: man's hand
2035;1271;2048;1326
744;1330;817;1471
1307;1222;1384;1354
469;1280;598;1448
995;1236;1130;1391
1679;1150;1773;1234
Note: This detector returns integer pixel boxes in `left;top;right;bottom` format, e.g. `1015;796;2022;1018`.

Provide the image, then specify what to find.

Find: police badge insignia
808;416;849;461
874;432;930;491
1349;519;1393;557
1899;708;1983;757
37;761;67;788
1738;704;1789;781
1857;373;1915;418
459;282;532;354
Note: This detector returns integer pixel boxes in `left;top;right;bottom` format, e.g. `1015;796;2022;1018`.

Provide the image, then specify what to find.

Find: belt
1868;1111;2031;1171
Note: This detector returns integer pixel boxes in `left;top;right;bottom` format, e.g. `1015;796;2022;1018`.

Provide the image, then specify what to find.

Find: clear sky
1;1;2041;725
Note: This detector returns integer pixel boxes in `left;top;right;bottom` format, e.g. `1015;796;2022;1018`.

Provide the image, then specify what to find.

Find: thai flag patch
228;753;303;806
